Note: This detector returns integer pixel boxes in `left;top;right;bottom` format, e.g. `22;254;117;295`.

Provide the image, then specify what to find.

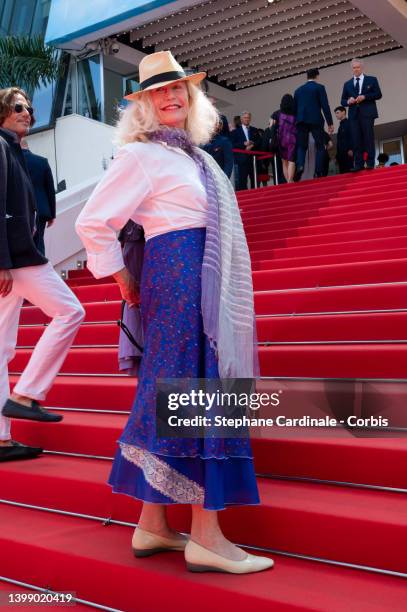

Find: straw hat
124;50;206;100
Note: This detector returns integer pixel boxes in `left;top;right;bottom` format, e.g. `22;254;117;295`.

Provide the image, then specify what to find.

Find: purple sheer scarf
149;128;259;379
118;128;259;378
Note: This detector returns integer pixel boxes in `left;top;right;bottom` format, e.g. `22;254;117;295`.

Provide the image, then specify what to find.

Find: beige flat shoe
185;540;274;574
132;527;188;558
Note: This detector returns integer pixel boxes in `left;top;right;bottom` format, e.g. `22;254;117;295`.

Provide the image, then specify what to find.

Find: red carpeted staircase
2;166;407;611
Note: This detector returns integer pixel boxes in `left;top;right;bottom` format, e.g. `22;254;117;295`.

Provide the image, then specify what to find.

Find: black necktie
355;77;360;95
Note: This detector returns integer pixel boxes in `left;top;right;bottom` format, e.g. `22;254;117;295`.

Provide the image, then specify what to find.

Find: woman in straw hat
76;51;273;574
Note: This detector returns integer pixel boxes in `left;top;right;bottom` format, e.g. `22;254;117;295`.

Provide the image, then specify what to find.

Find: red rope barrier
232;149;274;160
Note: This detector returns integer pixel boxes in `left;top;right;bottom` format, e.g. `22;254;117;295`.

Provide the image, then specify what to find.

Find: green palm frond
0;35;63;92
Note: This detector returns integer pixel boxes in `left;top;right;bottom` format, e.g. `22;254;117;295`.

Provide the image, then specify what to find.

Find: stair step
240;190;407;220
2;505;405;612
1;456;406;572
253;258;407;291
257;344;407;378
248;225;407;251
238;166;407;197
256;247;407;270
237;168;407;205
10;344;407;378
67;269;92;279
66;276;115;287
244;214;407;240
250;235;407;260
244;204;407;233
71;282;121;302
20;300;121;325
13;410;128;457
241;191;407;220
241;182;407;203
255;282;407;315
11;347;122;375
17;322;120;347
239;189;407;218
12;410;407;489
256;311;407;341
9;375;136;411
20;281;407;323
17;311;407;346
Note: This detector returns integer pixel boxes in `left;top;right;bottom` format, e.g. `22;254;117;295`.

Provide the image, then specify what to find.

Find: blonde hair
115;81;218;146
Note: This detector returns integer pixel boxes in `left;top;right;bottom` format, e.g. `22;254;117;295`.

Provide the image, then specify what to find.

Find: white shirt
242;124;250;141
353;73;364;94
75;141;208;279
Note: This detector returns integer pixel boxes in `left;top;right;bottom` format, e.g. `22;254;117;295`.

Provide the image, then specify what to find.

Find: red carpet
3;166;407;610
2;505;406;612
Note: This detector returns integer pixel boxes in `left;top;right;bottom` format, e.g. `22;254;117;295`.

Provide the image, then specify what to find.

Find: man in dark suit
21;141;56;256
231;111;260;190
294;68;334;178
340;58;382;171
334;106;354;173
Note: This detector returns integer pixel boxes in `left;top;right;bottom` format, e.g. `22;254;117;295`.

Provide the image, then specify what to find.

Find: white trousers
0;263;85;441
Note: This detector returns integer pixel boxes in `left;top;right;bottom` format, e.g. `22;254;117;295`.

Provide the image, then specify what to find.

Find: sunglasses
13;103;34;116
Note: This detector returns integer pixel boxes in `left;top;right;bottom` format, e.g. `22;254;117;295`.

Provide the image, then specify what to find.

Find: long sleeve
319;85;333;126
294;89;300;120
231;128;245;150
0;141;12;269
364;77;382;102
341;82;350;108
44;160;56;219
75;147;152;279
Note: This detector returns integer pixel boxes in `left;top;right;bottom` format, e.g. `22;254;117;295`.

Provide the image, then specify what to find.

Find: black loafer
0;440;43;462
2;399;63;422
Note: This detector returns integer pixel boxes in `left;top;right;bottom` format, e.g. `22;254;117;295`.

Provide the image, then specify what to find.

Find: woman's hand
113;267;140;307
0;269;13;298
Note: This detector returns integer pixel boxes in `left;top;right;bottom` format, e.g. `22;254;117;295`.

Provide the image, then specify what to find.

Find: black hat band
140;70;187;90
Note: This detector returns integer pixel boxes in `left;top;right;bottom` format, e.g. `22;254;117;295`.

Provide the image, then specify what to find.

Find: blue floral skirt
108;228;259;510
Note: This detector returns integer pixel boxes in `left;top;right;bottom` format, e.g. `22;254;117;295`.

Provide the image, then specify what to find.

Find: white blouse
75;141;208;279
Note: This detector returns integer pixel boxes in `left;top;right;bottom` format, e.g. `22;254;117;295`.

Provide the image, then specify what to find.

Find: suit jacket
341;75;382;119
202;133;234;178
0;128;47;269
23;149;56;220
294;81;333;126
231;125;260;165
336;118;353;156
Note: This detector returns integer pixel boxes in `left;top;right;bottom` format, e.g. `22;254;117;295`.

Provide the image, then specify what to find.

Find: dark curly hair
0;87;35;127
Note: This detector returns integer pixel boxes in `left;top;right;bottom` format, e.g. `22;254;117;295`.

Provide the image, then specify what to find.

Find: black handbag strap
117;300;143;352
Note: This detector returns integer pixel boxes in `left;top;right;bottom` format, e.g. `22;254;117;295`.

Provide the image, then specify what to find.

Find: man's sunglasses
13;103;34;115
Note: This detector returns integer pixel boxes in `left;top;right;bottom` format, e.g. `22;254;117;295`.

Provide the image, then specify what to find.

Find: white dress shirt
353;73;364;94
76;141;208;279
242;124;250;141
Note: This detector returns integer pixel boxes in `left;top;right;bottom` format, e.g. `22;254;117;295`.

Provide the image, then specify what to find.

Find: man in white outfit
0;87;85;462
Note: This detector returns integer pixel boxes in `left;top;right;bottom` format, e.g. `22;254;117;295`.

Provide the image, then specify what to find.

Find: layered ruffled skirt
108;228;259;510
